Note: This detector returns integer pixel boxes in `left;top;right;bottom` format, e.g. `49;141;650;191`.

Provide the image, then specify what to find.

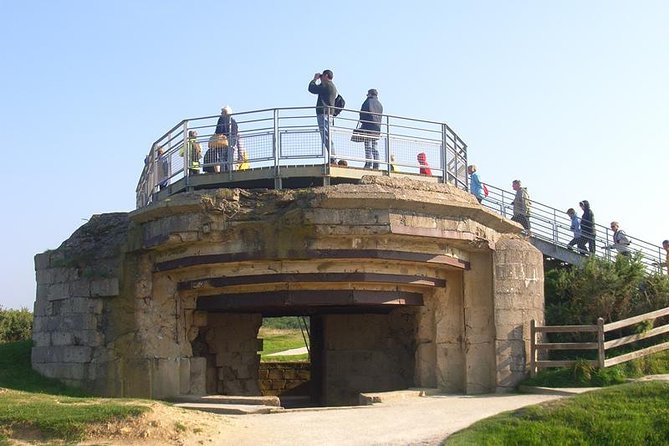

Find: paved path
265;347;308;357
210;393;566;446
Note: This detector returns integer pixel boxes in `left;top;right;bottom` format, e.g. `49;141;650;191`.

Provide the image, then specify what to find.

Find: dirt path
199;393;563;446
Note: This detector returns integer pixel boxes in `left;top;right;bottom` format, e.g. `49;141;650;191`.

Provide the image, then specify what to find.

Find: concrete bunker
32;177;544;405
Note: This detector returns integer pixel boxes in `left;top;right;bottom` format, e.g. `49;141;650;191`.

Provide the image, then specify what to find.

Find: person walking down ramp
511;179;531;232
606;221;631;256
468;165;485;203
579;200;596;253
566;208;586;253
654;240;669;272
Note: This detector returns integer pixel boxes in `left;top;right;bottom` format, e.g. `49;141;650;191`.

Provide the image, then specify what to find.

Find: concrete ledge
169;394;282;406
359;387;442;405
174;403;283;415
518;385;599;396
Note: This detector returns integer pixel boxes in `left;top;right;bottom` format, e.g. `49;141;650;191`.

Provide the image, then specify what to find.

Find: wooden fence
530;306;669;377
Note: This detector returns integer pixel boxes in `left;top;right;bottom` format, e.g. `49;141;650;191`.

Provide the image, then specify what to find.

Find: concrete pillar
493;236;544;391
463;252;496;393
432;270;467;392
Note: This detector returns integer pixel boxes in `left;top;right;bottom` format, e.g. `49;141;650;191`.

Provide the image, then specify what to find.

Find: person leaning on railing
180;130;202;175
156;146;169;190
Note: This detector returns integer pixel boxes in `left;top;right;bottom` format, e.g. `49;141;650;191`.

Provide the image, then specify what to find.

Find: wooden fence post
597;317;605;369
530;319;537;377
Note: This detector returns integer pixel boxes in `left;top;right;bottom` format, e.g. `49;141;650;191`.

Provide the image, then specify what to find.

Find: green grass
522;350;669;388
0;390;149;441
444;381;669;446
0;340;89;396
0;341;150;442
259;327;309;362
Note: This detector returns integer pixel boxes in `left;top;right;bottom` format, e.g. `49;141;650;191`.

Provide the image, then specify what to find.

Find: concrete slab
170;394;282;406
518;385;600;396
359;388;442;405
174;402;284;415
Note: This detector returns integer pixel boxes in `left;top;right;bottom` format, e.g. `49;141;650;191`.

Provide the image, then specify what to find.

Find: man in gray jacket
511;179;531;232
308;69;338;163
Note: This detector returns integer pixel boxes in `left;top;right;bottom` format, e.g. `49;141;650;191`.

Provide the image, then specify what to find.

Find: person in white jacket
606;221;631;256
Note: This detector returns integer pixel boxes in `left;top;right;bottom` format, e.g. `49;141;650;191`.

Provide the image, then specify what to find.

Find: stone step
359;388;442;405
174;402;284;415
170;394;282;407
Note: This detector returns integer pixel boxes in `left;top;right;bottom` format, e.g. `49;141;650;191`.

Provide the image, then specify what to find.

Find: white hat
222;105;232;114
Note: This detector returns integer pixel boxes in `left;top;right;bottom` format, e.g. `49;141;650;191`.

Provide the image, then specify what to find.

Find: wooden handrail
604;306;669;332
530;306;669;376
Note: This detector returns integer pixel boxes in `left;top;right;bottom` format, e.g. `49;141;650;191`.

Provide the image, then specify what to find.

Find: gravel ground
209;392;564;446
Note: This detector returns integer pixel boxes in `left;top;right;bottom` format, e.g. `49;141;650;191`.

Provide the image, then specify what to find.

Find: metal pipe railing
481;183;663;271
136;106;468;208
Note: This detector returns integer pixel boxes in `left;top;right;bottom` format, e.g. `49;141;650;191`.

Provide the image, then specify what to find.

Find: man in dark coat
359;89;383;169
308;69;338;163
215;105;239;172
579;200;596;253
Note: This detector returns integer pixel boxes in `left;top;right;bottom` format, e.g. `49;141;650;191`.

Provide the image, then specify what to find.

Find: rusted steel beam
178;272;446;291
196;290;424;311
156;249;469;272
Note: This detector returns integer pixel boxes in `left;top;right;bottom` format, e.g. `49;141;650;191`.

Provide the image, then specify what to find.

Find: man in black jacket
359;89;383;169
308;69;338;164
215;105;239;172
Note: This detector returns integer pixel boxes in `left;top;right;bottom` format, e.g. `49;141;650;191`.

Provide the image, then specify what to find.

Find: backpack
333;94;345;116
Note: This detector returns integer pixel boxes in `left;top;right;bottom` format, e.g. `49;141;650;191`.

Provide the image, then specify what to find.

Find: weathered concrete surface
33;176;543;401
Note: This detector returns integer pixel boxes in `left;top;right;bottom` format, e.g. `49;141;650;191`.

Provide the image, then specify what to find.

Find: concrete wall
200;313;262;395
32;178;544;400
259;362;310;396
322;309;417;406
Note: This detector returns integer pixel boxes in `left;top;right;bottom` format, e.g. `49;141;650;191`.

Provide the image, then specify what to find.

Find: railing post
597;317;605;369
327;108;332;169
183;121;190;188
149;144;157;197
441;124;448;184
553;209;558;243
385;115;391;173
273;108;281;189
530;319;537;377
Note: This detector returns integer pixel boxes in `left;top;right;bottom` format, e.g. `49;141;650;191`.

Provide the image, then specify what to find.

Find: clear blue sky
2;1;667;309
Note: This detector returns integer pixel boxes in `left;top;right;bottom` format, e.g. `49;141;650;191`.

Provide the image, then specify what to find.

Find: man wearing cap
215;105;239;172
308;69;338;163
359;89;383;169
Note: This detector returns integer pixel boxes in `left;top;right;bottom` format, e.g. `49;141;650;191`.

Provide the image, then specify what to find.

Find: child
417;152;432;176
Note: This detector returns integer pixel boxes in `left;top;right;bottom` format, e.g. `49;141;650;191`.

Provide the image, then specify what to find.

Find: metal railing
136;106;468;208
136;107;664;268
481;183;666;272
